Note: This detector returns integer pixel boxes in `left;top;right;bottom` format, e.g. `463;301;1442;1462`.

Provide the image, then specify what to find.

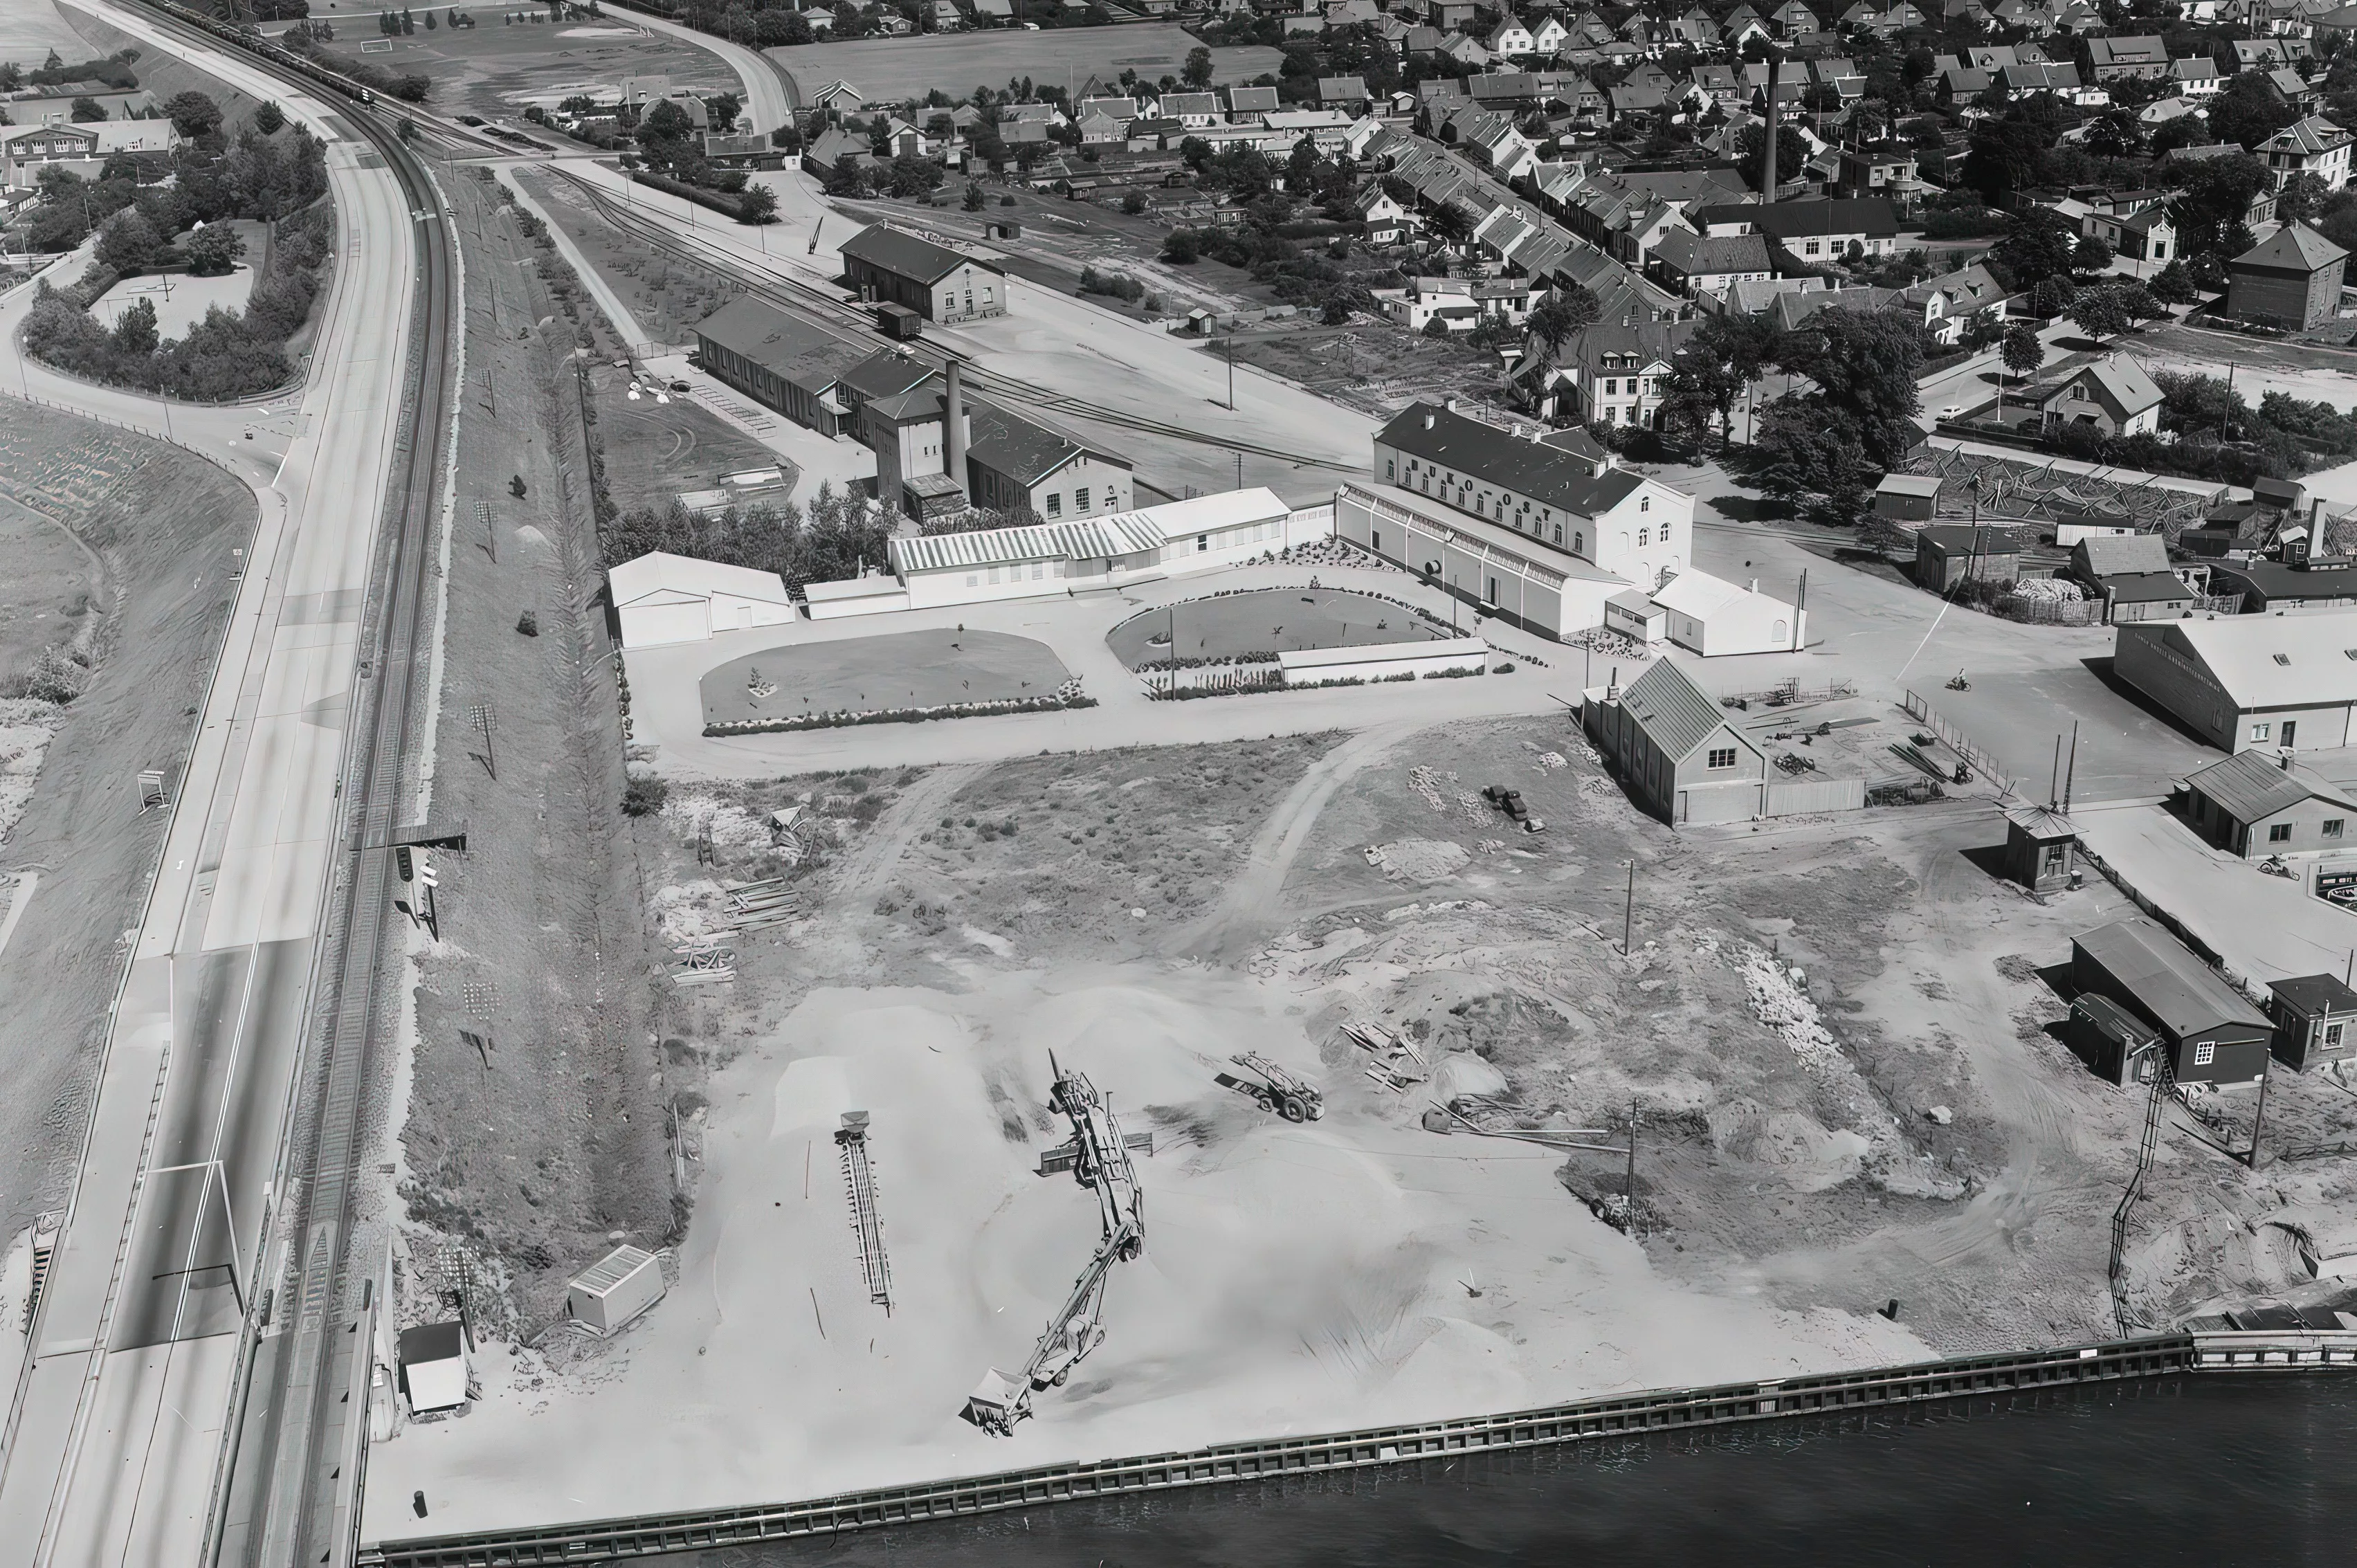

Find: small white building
397;1322;470;1414
1648;568;1806;656
565;1244;667;1335
609;551;798;648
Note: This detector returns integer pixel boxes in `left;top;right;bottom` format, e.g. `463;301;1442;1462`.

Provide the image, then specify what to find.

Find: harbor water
720;1374;2357;1567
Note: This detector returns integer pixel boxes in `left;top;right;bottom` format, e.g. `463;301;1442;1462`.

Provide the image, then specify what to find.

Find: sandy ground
363;709;2246;1543
0;403;254;1242
90;233;264;342
770;28;1282;104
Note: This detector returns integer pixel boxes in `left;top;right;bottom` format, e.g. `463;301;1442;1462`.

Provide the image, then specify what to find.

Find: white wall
618;601;712;649
707;590;799;635
1280;636;1491;683
1669;599;1803;657
805;584;912;619
406;1357;467;1413
904;556;1069;610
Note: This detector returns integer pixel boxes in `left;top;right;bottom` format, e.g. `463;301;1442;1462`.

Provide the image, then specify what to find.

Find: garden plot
1108;587;1446;671
700;628;1072;727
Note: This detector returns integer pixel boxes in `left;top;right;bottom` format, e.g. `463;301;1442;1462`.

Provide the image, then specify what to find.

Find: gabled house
1357;186;1420;245
2085;34;2170;78
1583;658;1771;824
2039;354;2163;436
2259;114;2354;189
2181;747;2357;859
1487;11;1536;55
2228;221;2350;329
1900;262;2010;343
2170;55;2225;95
1647;230;1774;299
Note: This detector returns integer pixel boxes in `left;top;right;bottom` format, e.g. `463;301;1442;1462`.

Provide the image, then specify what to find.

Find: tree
95;208;161;273
110;295;158;357
71;95;106;122
2171;151;2271;259
1527;284;1599;358
1989;208;2077;288
2278;170;2331;224
709;91;742;133
2072;234;2113;274
253;100;286;134
2148;258;2199;304
1775;307;1922;466
185;223;247;276
2000;322;2043;388
2205;69;2296;152
1161;227;1200;263
2084;108;2144;159
1736;121;1805;194
2067;286;2130;343
1755;398;1871;519
736;183;777;224
1183;45;1214;89
1425;203;1473;250
163;90;224;139
1666;310;1782;447
1120;189;1146;215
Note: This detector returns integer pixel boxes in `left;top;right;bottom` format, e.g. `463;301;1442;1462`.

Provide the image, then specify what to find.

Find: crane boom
965;1055;1148;1434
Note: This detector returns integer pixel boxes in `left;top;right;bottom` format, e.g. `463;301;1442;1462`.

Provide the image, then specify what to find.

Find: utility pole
1622;861;1635;955
1624;1102;1639;1223
2250;1057;2274;1169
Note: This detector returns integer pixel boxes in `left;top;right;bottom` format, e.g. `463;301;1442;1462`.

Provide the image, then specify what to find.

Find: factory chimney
944;358;967;498
1760;60;1781;209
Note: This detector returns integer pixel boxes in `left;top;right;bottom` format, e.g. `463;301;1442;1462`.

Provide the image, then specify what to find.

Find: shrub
621;775;668;816
1079;265;1146;303
516;610;539;635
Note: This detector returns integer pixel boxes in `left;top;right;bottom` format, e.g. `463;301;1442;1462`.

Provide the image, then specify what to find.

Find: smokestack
1760;61;1779;208
945;358;967;497
1794;567;1807;651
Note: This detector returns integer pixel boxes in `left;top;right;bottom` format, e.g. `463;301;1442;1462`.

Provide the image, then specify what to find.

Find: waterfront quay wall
363;1331;2355;1567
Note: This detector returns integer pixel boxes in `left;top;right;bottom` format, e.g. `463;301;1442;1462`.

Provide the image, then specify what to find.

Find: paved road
0;2;424;1561
614;3;797;131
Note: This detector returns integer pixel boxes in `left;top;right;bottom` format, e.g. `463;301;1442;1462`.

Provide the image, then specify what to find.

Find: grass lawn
1107;587;1445;671
700;628;1070;724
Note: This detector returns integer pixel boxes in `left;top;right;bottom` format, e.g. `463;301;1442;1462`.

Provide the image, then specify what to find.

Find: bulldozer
1214;1052;1324;1122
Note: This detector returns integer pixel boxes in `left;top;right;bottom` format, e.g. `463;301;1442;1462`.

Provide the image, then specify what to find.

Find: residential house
1695;197;1911;262
1647;229;1776;300
2253;115;2347;188
1356;185;1419;245
2267;66;2323;112
1770;0;1821;32
1226;85;1282;120
1999;61;2107;105
1531;15;1572;53
2171;55;2226;95
2180;747;2357;859
1319;75;1372;110
2206;559;2357;612
2228;221;2349;329
1900;262;2010;344
2267;974;2357;1070
839;226;1006;323
2039;354;2164;436
1160;91;1223;127
2082;205;2175;262
2085;35;2170;79
1835;145;1920;200
1486;12;1536;55
2112;607;2357;751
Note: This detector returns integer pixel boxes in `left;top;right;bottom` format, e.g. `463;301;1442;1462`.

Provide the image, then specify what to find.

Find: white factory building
1646;568;1808;656
609;551;798;648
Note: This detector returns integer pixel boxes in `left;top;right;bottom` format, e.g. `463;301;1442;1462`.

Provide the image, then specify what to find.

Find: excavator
965;1055;1151;1436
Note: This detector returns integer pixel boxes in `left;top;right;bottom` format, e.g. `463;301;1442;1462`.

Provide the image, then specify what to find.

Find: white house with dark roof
1646;229;1775;300
2259;114;2354;189
2038;354;2163;437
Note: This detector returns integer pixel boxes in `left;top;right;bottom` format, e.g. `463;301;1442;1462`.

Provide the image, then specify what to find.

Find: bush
516;609;539;636
621;775;668;816
1079;265;1145;303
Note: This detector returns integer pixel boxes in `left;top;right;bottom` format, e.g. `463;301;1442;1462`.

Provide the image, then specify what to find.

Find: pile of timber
724;876;804;933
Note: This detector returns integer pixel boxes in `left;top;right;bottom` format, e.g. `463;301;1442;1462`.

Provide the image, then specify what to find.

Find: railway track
546;170;1360;473
123;5;462;1562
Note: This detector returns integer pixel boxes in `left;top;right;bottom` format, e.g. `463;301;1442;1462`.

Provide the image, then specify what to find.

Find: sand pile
659;792;772;853
0;699;63;846
1373;839;1471;883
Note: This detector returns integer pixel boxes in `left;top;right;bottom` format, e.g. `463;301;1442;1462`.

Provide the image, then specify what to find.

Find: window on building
1387;459;1396;480
966;574;980;587
1553;524;1563;544
1196;534;1210;552
1707;747;1737;769
1077;486;1093;511
1604;379;1619;395
1045;493;1063;518
1638;527;1649;547
1372;529;1382;552
2329;819;2347;839
2329;1022;2347;1049
2194;1041;2216;1067
2253;722;2273;741
2270;823;2294;843
1639;496;1650;512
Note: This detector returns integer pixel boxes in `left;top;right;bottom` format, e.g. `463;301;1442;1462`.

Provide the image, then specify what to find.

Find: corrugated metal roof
571;1244;658;1296
2074;917;2270;1039
2136;609;2357;709
2185;747;2357;821
890;513;1166;574
1614;657;1727;761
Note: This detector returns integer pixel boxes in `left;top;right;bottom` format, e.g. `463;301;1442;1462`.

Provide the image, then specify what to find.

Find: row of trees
599;486;897;594
21;111;327;253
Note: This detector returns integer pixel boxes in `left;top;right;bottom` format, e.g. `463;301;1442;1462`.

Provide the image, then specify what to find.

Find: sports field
700;627;1070;724
770;26;1281;104
1107;587;1446;671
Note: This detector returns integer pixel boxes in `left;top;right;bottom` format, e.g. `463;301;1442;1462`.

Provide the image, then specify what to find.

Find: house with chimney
857;359;1134;525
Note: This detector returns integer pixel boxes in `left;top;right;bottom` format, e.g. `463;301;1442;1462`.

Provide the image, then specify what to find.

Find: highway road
609;1;797;131
0;2;444;1564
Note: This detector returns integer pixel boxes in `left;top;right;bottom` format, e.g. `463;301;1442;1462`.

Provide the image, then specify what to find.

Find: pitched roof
2102;570;2194;604
890;511;1166;574
2260;114;2352;156
1698;197;1902;239
691;296;862;381
840;224;999;284
1650;228;1774;274
967;402;1118;486
2073;917;2270;1039
1652;567;1787;619
2270;973;2357;1015
1917;523;2028;553
2233;221;2350;273
1377;401;1649;519
608;550;792;606
1228;84;1282;114
2133;608;2357;708
2045;353;2163;419
2185;746;2357;820
1614;657;1732;761
2075;531;2171;576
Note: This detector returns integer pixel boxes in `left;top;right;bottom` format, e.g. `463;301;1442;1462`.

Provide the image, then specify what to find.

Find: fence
1902;691;2018;799
1765;776;1868;816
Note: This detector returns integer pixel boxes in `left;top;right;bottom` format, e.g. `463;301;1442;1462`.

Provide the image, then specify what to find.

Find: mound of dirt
1372;839;1470;883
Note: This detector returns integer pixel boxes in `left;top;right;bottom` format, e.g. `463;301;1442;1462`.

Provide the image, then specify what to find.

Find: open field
770;27;1280;104
302;16;731;120
588;360;790;517
700;628;1071;726
361;694;2335;1542
1219;321;1506;422
0;403;253;1246
1107;586;1444;669
513;168;739;347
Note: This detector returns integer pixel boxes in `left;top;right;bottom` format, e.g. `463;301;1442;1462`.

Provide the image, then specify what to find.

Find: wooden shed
2001;802;2078;893
2070;916;2273;1088
2267;974;2357;1070
565;1244;667;1335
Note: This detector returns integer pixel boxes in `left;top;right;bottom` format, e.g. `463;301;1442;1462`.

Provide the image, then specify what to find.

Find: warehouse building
2070;917;2273;1088
1648;568;1806;655
2227;222;2348;331
691;298;873;436
1913;524;2026;592
2113;608;2357;752
1585;659;1769;824
840;224;1006;323
608;551;797;648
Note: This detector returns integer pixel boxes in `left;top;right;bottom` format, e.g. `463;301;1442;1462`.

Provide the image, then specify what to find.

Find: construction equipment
835;1113;893;1311
1215;1053;1324;1122
967;1055;1150;1436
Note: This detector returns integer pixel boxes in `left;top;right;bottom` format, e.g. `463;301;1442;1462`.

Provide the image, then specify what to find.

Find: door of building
2283;720;2299;748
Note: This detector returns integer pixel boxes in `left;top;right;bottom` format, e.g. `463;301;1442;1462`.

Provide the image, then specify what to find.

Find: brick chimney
944;358;967;498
